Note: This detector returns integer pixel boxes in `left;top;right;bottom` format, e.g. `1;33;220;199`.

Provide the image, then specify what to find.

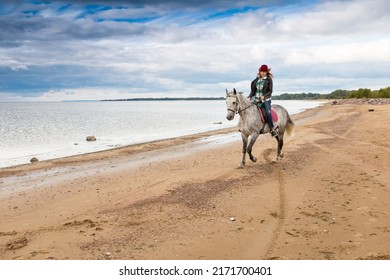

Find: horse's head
226;88;239;120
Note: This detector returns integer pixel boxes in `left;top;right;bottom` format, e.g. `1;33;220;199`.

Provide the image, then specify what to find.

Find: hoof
237;165;244;169
271;157;278;164
280;152;284;158
250;157;257;163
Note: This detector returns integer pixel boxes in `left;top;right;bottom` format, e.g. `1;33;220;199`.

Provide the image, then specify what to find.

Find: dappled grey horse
226;89;295;167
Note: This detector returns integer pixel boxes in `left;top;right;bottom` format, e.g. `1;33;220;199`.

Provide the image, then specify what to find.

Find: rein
238;102;256;114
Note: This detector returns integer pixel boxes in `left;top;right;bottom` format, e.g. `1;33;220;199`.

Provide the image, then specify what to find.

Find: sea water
0;100;324;168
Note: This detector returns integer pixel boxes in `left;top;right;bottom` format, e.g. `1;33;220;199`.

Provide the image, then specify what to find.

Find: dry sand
0;102;389;260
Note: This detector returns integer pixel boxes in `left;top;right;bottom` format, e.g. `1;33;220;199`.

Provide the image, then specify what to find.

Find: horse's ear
225;89;229;97
233;88;237;95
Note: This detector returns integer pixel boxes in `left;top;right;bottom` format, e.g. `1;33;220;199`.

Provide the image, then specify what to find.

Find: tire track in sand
262;149;287;259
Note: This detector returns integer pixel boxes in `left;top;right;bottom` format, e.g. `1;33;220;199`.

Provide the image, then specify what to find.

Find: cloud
0;0;389;101
284;38;390;65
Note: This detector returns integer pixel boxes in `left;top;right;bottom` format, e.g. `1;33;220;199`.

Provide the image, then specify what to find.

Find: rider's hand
260;96;265;101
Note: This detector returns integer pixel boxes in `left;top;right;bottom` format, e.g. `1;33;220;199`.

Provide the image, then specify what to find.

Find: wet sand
0;102;389;260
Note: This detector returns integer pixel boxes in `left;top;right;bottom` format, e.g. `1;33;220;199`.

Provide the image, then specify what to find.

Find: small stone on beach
30;157;39;163
86;135;96;141
229;217;236;221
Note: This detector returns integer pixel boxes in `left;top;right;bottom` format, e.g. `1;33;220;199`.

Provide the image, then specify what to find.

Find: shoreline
0;126;238;177
0;102;389;260
0;99;325;169
0;98;322;173
0;124;238;170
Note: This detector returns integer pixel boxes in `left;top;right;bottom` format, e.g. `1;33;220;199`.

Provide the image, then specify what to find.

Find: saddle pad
259;107;279;123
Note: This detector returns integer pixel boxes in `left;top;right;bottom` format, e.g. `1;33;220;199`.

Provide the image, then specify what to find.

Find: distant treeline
102;87;390;102
102;97;225;101
273;86;390;100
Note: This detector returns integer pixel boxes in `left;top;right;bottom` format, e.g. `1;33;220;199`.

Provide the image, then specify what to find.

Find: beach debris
332;100;337;105
6;237;29;251
0;231;17;236
229;217;236;222
329;98;390;105
286;231;298;237
368;109;374;112
86;135;96;141
214;122;223;124
30;157;39;163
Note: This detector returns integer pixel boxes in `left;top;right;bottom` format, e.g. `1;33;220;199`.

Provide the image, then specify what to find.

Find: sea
0;100;324;168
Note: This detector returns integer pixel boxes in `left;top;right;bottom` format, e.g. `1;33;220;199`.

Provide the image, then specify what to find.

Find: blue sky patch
0;0;389;100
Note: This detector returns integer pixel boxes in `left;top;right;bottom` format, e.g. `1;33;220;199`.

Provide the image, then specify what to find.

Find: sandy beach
0;102;389;260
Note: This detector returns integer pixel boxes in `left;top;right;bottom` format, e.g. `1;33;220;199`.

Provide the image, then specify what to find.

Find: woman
248;64;277;137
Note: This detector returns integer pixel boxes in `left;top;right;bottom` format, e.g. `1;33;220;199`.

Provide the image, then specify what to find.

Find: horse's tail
285;113;295;136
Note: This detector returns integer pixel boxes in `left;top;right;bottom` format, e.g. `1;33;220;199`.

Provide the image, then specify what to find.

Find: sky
0;0;389;101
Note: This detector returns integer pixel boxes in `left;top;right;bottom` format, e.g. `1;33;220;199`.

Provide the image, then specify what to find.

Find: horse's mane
236;91;252;107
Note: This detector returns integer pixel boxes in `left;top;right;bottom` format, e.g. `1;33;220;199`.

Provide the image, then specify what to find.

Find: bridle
227;94;256;115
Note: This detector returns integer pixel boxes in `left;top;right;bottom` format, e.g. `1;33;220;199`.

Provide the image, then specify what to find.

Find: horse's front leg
239;133;248;168
247;133;259;163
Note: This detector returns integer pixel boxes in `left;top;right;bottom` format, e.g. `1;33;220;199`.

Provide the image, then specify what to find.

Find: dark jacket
248;75;273;100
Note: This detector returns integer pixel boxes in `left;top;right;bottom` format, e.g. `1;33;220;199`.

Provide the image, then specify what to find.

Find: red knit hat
259;64;268;72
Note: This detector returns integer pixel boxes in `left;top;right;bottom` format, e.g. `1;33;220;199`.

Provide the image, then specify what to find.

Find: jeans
264;100;274;129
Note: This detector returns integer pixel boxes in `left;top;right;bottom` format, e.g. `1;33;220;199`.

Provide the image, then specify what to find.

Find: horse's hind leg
239;133;248;168
278;136;284;158
272;132;284;163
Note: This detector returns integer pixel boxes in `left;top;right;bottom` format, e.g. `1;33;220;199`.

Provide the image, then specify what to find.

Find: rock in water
30;157;39;163
86;135;96;141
